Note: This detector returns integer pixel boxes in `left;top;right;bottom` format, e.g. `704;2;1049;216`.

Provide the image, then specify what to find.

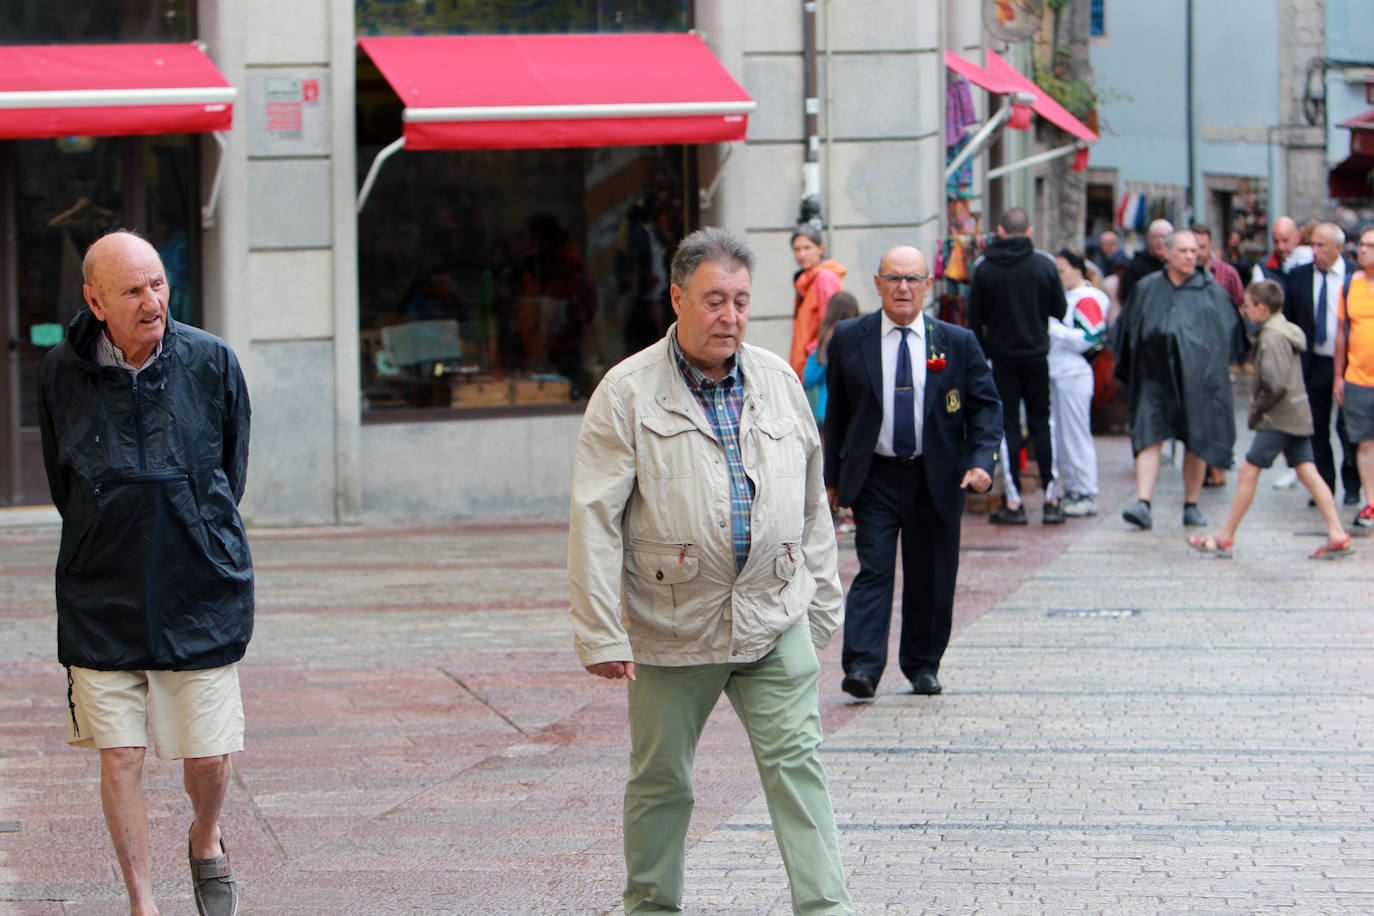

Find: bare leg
100;746;160;916
184;754;232;859
1135;442;1163;501
1215;462;1261;543
1182;451;1208;504
1360;441;1374;508
1295;462;1348;542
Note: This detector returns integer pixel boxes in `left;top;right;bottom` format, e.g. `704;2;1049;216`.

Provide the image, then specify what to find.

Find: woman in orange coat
789;224;846;378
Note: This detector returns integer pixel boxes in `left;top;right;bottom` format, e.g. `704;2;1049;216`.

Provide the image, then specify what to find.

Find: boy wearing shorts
1189;280;1353;558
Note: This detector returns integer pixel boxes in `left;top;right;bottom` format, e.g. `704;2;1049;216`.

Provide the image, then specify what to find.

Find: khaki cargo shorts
66;663;244;761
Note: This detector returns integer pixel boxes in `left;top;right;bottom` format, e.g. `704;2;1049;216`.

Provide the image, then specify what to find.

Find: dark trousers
992;359;1054;490
842;457;959;681
1306;355;1361;498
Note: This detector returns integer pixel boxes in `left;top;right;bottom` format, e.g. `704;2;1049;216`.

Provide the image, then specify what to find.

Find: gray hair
670;226;756;288
1164;228;1196;250
1315;222;1345;246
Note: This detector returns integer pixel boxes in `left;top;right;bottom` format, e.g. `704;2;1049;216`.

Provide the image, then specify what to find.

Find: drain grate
0;821;19;833
1046;608;1139;619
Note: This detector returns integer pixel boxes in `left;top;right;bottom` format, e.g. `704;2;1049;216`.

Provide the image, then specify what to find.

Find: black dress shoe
841;671;876;699
909;671;942;695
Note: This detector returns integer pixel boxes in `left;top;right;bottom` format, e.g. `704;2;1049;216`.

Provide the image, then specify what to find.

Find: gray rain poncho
1111;269;1243;467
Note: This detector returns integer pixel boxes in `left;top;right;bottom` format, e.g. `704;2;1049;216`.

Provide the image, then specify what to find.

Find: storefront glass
355;1;696;415
0;0;194;44
0;2;201;507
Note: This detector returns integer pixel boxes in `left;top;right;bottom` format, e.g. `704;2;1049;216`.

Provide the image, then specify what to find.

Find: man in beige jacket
568;227;851;915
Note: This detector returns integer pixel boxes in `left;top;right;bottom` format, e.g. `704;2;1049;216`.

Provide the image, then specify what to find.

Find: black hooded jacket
38;309;254;671
967;234;1066;363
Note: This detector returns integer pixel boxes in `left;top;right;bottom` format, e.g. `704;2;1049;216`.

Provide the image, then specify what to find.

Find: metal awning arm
356;136;406;213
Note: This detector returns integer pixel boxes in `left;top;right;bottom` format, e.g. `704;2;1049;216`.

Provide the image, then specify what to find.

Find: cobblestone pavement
2;414;1371;914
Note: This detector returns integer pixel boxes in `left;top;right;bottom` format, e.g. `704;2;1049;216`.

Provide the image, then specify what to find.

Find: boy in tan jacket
1190;280;1353;558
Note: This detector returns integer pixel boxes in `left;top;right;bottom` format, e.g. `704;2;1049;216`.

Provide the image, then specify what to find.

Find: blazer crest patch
945;388;961;413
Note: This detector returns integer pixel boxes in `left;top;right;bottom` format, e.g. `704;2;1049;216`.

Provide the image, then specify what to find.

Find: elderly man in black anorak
38;230;252;916
1113;228;1243;530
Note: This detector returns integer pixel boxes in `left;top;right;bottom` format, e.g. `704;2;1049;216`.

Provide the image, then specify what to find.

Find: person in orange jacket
789;224;846;378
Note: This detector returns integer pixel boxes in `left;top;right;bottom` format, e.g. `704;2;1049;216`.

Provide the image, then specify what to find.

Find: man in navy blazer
1284;222;1361;503
824;245;1002;698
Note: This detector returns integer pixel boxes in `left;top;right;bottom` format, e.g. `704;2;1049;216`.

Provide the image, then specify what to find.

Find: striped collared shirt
95;330;162;376
671;333;754;571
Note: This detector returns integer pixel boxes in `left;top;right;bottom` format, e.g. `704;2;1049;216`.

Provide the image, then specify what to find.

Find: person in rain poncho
1112;228;1243;531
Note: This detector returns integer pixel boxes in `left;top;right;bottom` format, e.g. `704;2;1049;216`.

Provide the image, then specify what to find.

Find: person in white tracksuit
1046;249;1109;516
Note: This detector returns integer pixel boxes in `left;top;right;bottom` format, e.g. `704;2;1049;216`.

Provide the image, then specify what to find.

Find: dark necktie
1315;271;1328;345
893;327;916;458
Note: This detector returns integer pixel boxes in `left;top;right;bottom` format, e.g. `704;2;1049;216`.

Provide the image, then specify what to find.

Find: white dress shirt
1310;259;1345;358
875;311;926;457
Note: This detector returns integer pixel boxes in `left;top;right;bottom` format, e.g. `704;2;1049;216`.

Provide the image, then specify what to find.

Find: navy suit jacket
1284;258;1355;380
823;310;1003;524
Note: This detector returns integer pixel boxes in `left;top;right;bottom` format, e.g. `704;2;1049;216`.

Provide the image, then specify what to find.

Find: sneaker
989;504;1028;525
1062;495;1097;517
1355;504;1374;529
1182;505;1208;527
1042;500;1064;525
1272;467;1298;489
1122;499;1152;530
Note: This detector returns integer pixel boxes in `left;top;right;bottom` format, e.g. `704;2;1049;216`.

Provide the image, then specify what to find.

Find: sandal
189;832;238;916
1309;534;1354;560
1187;534;1233;558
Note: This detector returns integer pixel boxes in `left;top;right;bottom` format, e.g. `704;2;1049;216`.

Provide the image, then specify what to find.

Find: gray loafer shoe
190;837;238;916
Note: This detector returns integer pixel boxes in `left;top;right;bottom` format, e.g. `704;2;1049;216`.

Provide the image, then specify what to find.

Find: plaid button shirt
671;334;754;571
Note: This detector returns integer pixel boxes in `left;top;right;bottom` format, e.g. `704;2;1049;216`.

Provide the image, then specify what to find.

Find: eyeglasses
878;273;930;286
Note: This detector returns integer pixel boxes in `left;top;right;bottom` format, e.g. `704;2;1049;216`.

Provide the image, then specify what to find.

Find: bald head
1271;216;1299;261
83;231;158;284
874;245;932;328
81;231;169;369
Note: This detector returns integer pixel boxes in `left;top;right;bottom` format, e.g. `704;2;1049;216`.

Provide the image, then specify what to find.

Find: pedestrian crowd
33;211;1374;916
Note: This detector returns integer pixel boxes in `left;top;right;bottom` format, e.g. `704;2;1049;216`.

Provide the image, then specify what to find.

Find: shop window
354;1;698;416
355;0;688;36
0;0;194;43
6;135;203;427
356;131;691;412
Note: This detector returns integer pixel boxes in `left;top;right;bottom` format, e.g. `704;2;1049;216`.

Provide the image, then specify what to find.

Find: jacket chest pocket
639;414;700;479
754;416;804;478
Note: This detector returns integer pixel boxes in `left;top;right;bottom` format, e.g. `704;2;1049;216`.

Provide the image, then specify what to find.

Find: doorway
0;135;201;507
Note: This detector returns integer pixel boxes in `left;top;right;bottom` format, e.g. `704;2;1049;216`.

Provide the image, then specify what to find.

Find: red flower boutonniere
926;354;947;372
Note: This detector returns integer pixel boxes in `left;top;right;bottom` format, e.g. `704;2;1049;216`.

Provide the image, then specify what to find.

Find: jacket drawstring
66;667;79;737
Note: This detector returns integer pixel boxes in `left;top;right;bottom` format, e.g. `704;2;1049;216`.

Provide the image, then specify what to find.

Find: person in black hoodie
38;230;251;916
968;208;1066;524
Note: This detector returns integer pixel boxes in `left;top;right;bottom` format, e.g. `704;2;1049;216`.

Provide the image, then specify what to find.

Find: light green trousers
623;625;853;915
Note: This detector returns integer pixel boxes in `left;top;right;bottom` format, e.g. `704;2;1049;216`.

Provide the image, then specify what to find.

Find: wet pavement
2;402;1371;914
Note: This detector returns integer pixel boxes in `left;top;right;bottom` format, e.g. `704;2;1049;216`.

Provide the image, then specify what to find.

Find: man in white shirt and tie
823;245;1002;698
1285;222;1361;504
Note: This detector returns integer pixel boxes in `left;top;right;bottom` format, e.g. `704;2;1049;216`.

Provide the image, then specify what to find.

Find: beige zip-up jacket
568;328;843;668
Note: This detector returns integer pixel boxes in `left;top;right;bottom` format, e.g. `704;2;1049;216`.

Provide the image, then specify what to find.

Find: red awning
945;49;1097;170
1339;108;1374;156
1330;153;1374;199
983;51;1098;144
357;33;755;151
0;43;235;140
